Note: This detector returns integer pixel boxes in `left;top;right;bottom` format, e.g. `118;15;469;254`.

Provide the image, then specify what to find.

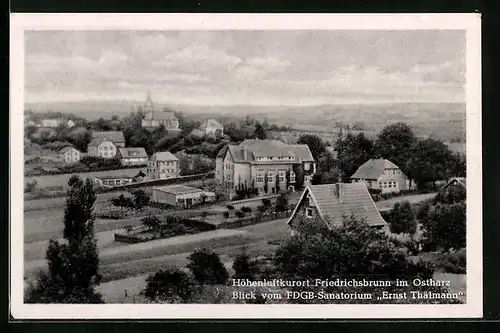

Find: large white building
215;139;316;198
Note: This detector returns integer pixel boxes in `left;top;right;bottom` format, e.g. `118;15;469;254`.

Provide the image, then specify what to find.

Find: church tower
144;91;154;120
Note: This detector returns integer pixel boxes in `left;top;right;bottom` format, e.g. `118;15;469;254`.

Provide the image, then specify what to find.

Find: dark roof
149;111;178;121
350;158;401;180
216;145;229;158
91;131;125;144
288;183;387;228
118;147;148;158
225;140;314;164
150;151;178;161
442;177;466;189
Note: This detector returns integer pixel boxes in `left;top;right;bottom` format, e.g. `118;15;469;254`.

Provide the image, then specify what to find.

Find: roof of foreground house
287;183;387;228
118;147;148;158
225;139;314;164
442;177;466;189
150;151;178;161
350;158;401;180
154;185;204;195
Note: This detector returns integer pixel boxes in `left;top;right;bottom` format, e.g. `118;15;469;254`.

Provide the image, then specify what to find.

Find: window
306;208;314;218
267;171;275;182
279;170;286;182
256;170;264;183
304;163;310;171
290;171;296;183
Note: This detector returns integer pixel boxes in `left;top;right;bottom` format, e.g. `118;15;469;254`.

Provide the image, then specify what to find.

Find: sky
24;30;465;106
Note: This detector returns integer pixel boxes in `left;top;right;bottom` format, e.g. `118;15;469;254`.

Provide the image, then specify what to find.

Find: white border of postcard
10;13;482;319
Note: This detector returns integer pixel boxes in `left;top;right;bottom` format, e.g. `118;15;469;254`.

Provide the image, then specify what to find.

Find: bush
240;206;252;214
235;211;246;218
261;198;271;208
24;180;38;193
187;248;229;285
144;267;198;303
131;189;150;210
111;194;135;208
274;193;288;213
388;201;417;235
95;210;130;219
233;252;259;280
223;211;230;219
435;249;466;274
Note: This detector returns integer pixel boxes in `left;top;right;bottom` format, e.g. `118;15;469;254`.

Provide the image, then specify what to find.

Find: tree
275;173;280;193
223;211;230;219
420;201;466;252
374;123;416;184
292;164;305;191
274;215;460;304
142;216;162;237
144;267;198;303
254;122;267;140
132;189;150;210
26;176;103;303
335;132;374;182
285;170;291;190
263;173;269;194
274;193;288;212
297;134;326;161
388;201;417;235
124;224;134;234
407;138;455;189
232;252;258;280
187;248;229;285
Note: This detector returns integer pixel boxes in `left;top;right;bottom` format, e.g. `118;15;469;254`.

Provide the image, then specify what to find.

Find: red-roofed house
287;183;387;234
350;158;410;194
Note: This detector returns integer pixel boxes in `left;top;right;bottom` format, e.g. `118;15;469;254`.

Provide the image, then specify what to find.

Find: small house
87;131;126;159
199;119;224;136
350;158;409;194
151;185;216;208
147;151;180;180
118;147;148;166
58;146;81;164
287;182;387;234
67;119;76;128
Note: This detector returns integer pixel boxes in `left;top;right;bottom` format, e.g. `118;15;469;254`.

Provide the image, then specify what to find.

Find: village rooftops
153;185;203;195
118;147;148;158
150;151;178;161
149;110;178;121
91;131;125;144
350;158;400;180
226;139;315;164
288;183;387;228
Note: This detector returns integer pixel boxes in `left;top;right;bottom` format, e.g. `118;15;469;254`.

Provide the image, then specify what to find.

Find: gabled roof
226;140;315;164
59;146;79;153
287;183;387;228
150;151;178;161
216;145;229;159
350;158;401;180
91;131;125;143
118;147;148;158
442;177;466;189
200;119;223;130
88;137;117;147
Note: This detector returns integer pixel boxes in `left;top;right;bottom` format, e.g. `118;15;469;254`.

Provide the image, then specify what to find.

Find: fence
217;211;292;229
98;172;215;192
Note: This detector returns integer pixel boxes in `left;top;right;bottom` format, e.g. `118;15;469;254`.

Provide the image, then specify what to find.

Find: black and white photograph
10;14;482;319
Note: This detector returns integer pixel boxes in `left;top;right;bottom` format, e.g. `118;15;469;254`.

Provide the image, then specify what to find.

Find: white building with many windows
146;151;180;180
350;158;410;193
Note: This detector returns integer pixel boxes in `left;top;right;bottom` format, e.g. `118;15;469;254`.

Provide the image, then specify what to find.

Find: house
141;92;181;131
66;119;76;128
199;119;224;136
117;147;148;166
215;139;316;198
350;158;410;194
87;131;126;159
442;177;466;190
58;146;81;164
41;119;63;128
93;174;139;187
146;151;180;180
152;185;216;208
287;183;387;234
